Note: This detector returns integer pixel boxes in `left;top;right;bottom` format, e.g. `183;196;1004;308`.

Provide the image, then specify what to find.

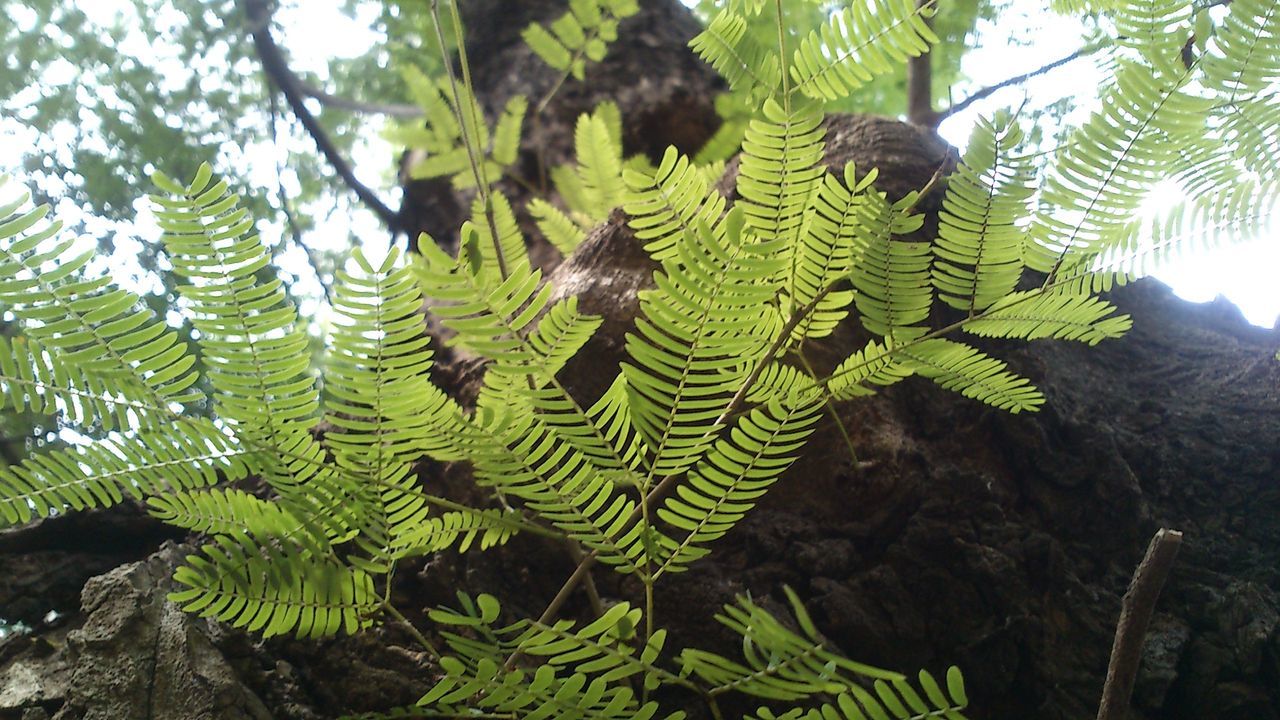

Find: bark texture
4;2;1280;719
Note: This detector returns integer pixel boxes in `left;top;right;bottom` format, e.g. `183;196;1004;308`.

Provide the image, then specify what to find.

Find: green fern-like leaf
963;291;1132;345
390;67;526;190
680;587;900;701
0;418;248;527
623;208;785;478
825;338;915;400
737;99;825;248
655;395;822;577
688;8;782;101
420;593;679;720
530;198;589;255
849;189;931;341
1199;0;1280;187
389;508;518;559
790;0;938;102
898;338;1044;413
785;161;878;342
170;533;378;640
0;175;201;428
537;103;627;252
153;165;356;540
932;114;1035;314
1026;60;1212;279
624;146;728;261
750;667;970;720
522;0;640;81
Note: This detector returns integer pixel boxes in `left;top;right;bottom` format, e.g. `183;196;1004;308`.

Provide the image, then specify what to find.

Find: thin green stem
428;0;510;278
383;602;443;661
793;344;858;464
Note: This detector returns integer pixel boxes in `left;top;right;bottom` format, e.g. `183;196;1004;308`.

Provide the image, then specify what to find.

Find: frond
146;487;312;541
849;190;931;341
390;68;524;189
1074;179;1277;292
825;339;914;401
0;417;248;527
574;105;627;219
785;161;878;342
790;0;938;103
420;594;675;720
522;0;641;81
932;114;1034;314
585;373;647;471
0;336;160;432
152;165;352;537
679;587;900;702
624;146;728;261
464;398;655;574
544;104;627;236
1110;0;1194;64
750;667;969;720
622;208;786;477
418;239;630;472
389;507;518;559
688;8;782;101
492;96;527;168
897;339;1044;413
326;246;436;468
465;192;532;282
737;99;825;248
1026;60;1212;278
655;395;822;577
169;533;378;640
530;198;588;255
963;291;1132;346
1200;0;1280;186
511;602;671;690
0;175;201;428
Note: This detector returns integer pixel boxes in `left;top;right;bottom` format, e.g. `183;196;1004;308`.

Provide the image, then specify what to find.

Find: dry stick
242;0;402;233
1096;528;1184;720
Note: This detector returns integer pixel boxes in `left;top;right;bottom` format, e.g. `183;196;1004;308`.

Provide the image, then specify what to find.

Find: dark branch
296;81;424;119
241;0;402;233
938;46;1090;123
906;0;937;128
1096;528;1184;720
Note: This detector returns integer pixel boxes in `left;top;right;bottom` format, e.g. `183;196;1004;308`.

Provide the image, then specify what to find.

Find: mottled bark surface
5;1;1280;718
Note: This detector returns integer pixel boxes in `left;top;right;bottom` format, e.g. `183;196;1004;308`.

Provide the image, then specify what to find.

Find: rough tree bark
4;2;1280;719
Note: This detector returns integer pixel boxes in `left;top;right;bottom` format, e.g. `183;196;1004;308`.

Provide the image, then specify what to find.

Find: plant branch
1096;528;1183;720
241;0;402;233
938;46;1092;123
528;284;838;629
294;80;424;119
906;0;936;127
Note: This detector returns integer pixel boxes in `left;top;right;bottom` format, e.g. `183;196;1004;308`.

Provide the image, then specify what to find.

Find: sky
1;0;1277;329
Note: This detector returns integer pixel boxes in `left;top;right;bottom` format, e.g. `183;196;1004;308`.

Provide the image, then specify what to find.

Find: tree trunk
5;2;1280;719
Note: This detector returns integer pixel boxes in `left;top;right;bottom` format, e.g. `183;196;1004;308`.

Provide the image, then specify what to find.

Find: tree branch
1096;528;1184;720
906;0;937;128
241;0;402;233
295;80;424;119
938;46;1090;123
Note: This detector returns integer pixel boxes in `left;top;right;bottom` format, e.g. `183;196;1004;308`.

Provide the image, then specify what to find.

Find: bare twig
938;46;1092;123
295;80;424;119
266;86;333;301
241;0;402;233
1096;528;1184;720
